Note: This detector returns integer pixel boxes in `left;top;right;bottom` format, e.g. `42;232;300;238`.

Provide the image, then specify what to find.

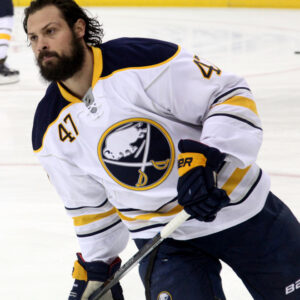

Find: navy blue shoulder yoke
99;38;179;78
32;82;70;151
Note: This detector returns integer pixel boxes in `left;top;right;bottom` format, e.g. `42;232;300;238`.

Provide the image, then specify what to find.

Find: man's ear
73;18;86;39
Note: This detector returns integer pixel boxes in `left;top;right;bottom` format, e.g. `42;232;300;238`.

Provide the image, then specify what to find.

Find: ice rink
1;6;300;300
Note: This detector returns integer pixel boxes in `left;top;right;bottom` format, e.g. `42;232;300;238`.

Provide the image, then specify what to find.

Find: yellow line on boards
12;0;300;8
229;0;300;8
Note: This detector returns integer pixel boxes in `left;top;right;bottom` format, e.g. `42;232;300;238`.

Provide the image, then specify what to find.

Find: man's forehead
27;5;65;33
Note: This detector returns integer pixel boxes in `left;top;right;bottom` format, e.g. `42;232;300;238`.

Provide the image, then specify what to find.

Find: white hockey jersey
33;38;270;262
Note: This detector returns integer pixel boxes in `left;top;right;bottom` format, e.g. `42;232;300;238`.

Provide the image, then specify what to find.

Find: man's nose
37;37;49;53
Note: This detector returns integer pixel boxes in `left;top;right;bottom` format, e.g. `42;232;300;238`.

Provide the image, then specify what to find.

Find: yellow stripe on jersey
72;207;117;226
117;205;183;221
215;96;258;115
57;83;82;103
221;165;251;195
57;46;102;103
0;34;11;40
99;46;181;80
92;47;102;88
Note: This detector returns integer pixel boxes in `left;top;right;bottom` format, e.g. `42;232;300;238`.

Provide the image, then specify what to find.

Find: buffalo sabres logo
157;291;172;300
98;118;174;190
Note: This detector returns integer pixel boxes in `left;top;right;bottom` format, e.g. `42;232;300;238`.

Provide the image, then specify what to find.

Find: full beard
37;33;85;82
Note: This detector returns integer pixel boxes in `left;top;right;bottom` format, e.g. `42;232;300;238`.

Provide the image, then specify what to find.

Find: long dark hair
23;0;104;47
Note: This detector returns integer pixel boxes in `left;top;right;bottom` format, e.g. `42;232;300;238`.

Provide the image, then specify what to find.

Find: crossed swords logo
101;121;171;189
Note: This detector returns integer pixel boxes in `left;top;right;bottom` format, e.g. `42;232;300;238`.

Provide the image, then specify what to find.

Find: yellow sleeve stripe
0;33;11;40
215;96;258;115
221;165;251;195
72;207;117;226
117;205;183;221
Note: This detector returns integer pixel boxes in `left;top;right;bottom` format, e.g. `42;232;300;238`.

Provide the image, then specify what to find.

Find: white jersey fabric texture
32;38;270;262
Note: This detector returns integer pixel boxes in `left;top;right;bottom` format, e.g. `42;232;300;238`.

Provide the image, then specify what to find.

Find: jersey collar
57;46;103;103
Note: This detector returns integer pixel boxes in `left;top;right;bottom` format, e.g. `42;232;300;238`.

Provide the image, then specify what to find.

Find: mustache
38;50;59;63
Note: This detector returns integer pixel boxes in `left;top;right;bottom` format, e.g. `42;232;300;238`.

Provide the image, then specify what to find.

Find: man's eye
29;35;37;42
47;28;56;35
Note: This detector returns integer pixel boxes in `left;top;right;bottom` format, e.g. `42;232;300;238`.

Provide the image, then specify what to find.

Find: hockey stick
89;209;190;300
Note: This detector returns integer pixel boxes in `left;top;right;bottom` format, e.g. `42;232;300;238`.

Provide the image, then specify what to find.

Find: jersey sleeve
38;154;129;263
146;47;263;168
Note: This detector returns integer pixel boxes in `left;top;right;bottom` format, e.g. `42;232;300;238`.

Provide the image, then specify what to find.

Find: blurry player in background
0;0;19;84
23;0;300;299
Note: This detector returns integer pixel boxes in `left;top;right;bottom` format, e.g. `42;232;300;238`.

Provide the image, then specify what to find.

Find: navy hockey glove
68;253;124;300
177;139;230;222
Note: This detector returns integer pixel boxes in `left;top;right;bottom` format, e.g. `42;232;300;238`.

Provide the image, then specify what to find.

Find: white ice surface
0;7;299;300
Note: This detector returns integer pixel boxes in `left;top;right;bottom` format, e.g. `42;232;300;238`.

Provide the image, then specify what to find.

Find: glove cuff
178;139;225;171
178;152;207;177
72;259;88;281
72;253;121;282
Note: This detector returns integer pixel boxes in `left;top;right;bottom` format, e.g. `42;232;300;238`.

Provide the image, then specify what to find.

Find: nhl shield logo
98;118;174;190
157;291;172;300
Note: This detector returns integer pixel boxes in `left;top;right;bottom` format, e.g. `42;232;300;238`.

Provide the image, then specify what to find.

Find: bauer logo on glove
178;153;207;177
177;139;230;222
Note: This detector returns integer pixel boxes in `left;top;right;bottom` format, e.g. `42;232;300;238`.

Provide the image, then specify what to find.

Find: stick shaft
89;210;189;300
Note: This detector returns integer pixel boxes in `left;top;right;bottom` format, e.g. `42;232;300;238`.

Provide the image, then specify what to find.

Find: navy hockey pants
135;192;300;300
0;0;13;17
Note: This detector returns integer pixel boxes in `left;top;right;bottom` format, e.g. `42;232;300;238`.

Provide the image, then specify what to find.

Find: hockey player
0;0;19;84
24;0;300;299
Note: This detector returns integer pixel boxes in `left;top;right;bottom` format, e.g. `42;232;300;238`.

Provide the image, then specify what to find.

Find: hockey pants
135;192;300;300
